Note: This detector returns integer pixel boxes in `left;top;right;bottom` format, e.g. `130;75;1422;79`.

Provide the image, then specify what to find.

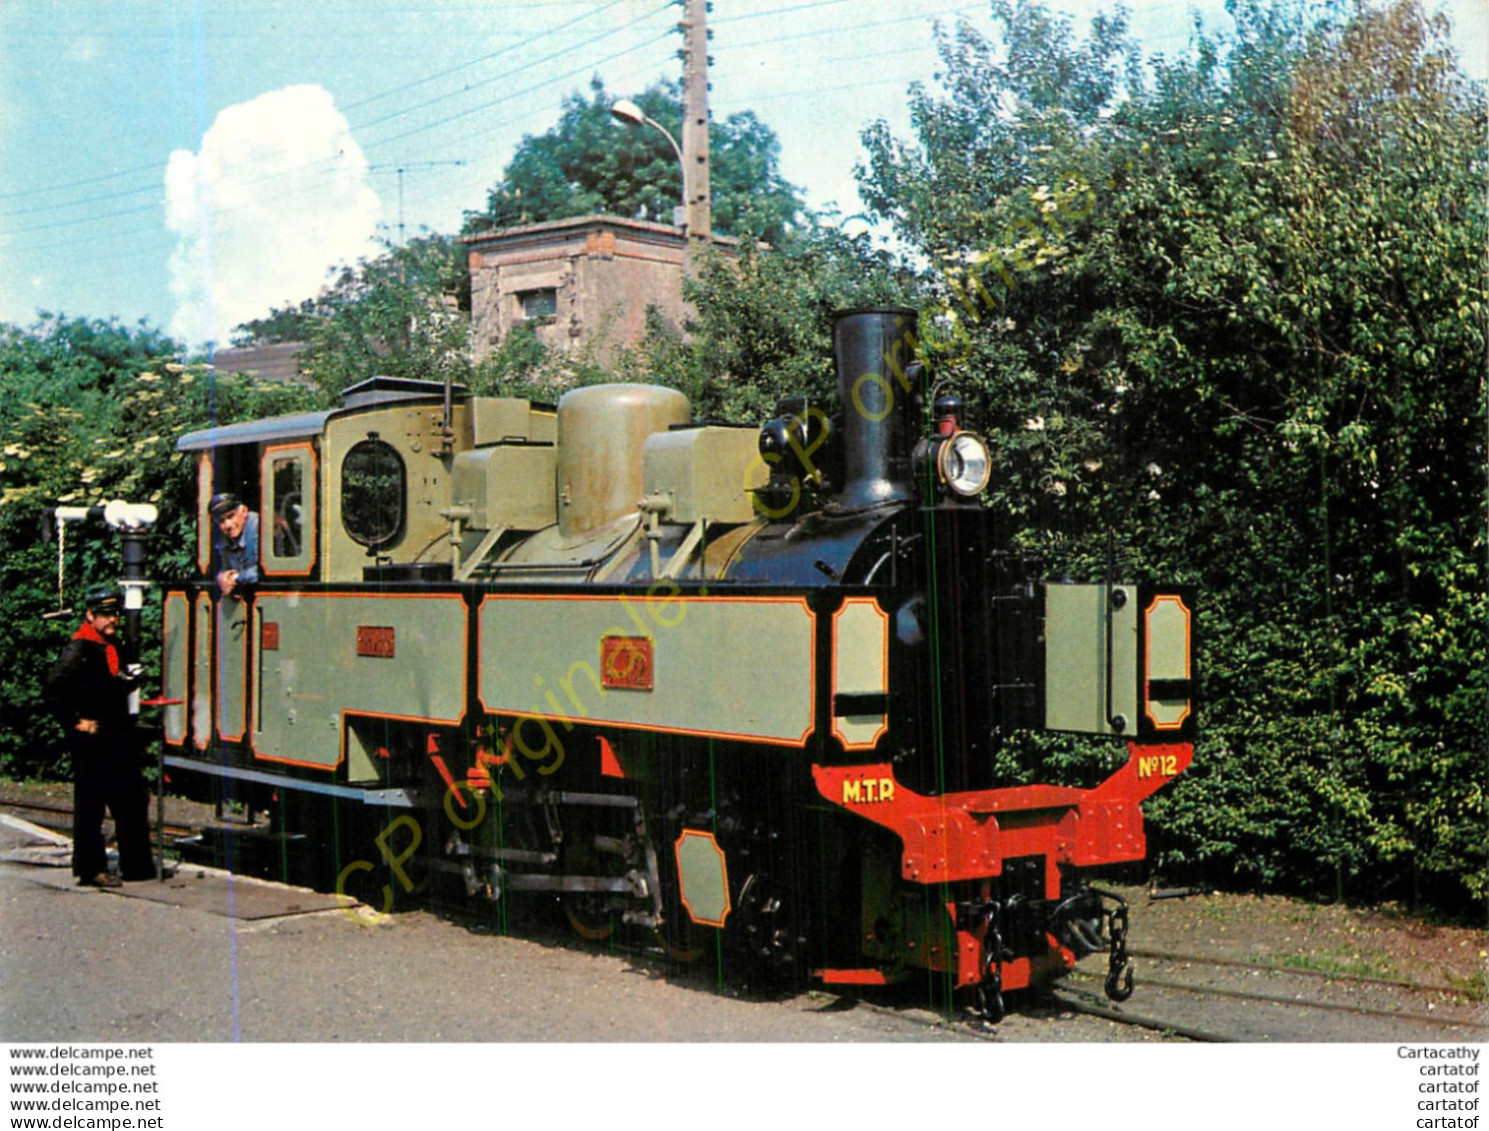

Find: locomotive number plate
1136;752;1181;779
357;625;396;659
600;635;653;690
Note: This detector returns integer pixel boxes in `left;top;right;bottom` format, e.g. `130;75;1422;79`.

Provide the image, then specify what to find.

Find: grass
1278;947;1399;981
1443;968;1489;1004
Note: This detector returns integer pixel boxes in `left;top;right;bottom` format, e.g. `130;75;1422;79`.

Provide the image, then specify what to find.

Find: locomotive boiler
160;307;1193;1020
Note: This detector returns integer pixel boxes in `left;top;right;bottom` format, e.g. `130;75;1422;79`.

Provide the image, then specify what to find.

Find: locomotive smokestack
832;307;921;511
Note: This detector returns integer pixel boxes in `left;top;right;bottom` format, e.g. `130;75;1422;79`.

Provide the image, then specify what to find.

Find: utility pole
368;159;467;246
680;0;711;247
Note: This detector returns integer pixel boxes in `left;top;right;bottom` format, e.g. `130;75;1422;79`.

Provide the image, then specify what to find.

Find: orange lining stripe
675;828;731;928
192;593;213;752
830;597;890;752
249;591;468;770
196;455;212;576
1143;594;1192;732
216;596;252;745
260;442;318;579
162;593;188;747
476;592;816;747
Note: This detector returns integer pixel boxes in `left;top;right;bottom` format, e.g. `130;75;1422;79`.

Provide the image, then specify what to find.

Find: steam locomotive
160;307;1193;1019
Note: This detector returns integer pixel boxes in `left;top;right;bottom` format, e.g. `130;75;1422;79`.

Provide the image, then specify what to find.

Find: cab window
270;457;304;558
341;438;405;548
261;443;316;576
199;447;259;577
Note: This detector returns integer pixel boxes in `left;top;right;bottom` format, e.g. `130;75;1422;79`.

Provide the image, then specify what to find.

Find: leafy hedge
855;0;1486;910
0;314;324;779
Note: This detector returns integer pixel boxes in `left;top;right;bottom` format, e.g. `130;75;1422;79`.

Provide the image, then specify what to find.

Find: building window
342;439;405;548
518;288;558;322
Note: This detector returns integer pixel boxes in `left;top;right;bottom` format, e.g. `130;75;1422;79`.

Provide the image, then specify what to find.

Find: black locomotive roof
176;376;470;452
176;409;336;452
340;375;469;409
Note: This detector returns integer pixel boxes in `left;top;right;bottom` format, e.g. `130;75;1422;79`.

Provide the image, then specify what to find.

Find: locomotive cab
181;377;563;588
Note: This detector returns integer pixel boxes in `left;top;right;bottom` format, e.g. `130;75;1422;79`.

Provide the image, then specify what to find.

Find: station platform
0;812;343;921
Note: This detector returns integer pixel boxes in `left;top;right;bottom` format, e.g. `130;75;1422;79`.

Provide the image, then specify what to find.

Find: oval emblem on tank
600;635;653;690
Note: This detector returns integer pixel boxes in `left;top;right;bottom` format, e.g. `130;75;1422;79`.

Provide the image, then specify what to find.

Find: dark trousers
71;731;155;881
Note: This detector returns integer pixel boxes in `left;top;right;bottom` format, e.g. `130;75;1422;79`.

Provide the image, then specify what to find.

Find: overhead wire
0;4;960;247
0;1;679;275
720;3;986;54
340;0;634;114
8;0;972;221
360;1;996;154
710;0;858;24
718;73;933;106
0;160;167;203
370;29;677;152
0;0;661;229
353;1;671;138
5;0;1228;320
5;0;957;235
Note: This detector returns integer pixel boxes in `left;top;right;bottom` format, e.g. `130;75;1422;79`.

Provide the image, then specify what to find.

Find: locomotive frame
157;308;1193;1020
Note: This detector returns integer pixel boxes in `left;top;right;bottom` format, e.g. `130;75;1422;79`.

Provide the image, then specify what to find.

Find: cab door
214;443;318;747
261;443;317;580
216;594;250;743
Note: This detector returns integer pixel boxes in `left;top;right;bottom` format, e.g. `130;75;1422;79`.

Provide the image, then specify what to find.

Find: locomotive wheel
557;815;627;944
658;906;704;963
734;871;802;988
564;899;616;941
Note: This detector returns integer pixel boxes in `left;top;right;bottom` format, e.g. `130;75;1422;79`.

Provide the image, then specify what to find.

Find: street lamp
610;98;687;230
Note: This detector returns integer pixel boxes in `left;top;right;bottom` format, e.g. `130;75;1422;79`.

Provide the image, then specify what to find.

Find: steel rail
1127;946;1461;995
1;796;198;843
1122;972;1484;1031
1046;985;1236;1042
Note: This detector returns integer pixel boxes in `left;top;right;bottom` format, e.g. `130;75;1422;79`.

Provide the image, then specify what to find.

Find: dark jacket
45;625;135;734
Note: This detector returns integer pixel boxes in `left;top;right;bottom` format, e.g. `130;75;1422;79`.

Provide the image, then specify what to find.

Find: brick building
209;341;312;385
464;214;734;365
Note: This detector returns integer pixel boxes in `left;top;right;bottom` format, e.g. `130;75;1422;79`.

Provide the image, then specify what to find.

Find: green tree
463;77;805;246
235;234;471;397
860;0;1486;910
0;314;323;779
632;222;917;423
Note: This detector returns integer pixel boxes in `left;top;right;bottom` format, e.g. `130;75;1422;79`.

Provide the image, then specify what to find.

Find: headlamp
936;431;992;497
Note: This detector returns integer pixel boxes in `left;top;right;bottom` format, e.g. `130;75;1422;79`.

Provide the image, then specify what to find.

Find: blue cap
85;589;122;615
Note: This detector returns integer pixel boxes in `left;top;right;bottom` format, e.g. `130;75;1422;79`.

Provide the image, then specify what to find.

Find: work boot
79;872;122;888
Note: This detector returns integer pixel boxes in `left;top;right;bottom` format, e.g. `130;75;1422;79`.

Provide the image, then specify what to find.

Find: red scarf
74;621;120;677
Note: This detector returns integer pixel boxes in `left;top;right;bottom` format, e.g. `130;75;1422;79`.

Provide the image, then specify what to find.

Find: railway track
466;906;1484;1044
1045;983;1236;1041
1049;949;1486;1042
0;795;198;842
5;792;1483;1043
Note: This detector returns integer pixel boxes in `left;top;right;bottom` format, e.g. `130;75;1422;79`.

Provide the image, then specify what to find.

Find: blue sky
1;0;1484;349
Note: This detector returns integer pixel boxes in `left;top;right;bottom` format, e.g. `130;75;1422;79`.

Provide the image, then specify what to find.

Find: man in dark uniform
45;589;155;886
209;491;259;597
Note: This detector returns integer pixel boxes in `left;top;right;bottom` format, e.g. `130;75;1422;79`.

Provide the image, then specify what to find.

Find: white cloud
165;84;381;349
66;36;103;64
